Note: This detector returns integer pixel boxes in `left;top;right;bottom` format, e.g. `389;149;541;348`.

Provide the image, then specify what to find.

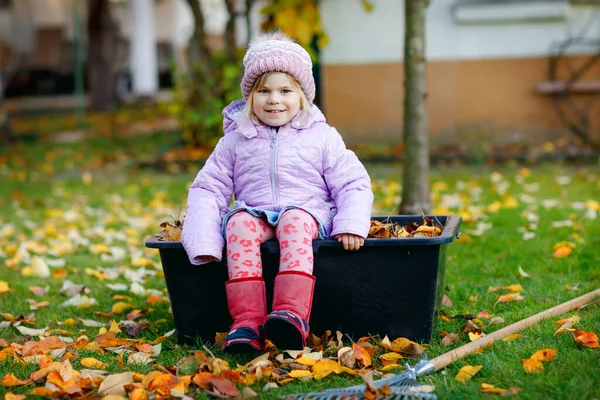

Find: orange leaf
29;388;54;397
572;330;599;348
522;358;544;374
530;349;557;362
192;372;214;389
135;344;155;354
129;387;149;400
222;369;245;384
5;393;26;400
353;343;371;366
553;246;572;258
1;374;31;387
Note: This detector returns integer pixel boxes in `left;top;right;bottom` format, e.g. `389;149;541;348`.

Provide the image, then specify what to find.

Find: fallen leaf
441;333;460;346
572;330;599;348
0;281;11;295
518;266;531;278
522;358;544;374
379;352;403;366
494;293;524;307
1;374;31;386
530;349;557;361
312;359;342;380
442;295;453;307
455;365;482;383
80;357;105;369
480;383;505;394
353;342;371;366
337;346;355;369
112;302;134;314
288;370;312;379
501;334;523;342
5;393;27;400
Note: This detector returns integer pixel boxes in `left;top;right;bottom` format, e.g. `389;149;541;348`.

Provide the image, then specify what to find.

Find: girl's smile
252;72;302;127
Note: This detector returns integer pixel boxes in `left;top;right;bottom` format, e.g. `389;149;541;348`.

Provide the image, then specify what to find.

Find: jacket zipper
269;127;279;205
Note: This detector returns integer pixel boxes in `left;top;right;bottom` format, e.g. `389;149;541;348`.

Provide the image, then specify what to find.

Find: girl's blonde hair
243;72;311;124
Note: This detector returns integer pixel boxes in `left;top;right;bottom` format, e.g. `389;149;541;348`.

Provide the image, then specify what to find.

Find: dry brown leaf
98;372;135;395
337;346;355;369
441;333;460;346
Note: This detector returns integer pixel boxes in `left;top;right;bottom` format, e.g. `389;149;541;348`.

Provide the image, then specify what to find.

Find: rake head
282;357;437;400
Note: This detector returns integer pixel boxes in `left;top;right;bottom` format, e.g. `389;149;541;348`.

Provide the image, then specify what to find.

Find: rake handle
429;287;600;371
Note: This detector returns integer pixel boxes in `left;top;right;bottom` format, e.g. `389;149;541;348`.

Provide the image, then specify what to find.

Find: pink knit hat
241;31;315;103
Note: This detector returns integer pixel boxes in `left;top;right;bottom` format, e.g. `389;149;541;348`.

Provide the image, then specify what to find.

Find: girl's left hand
337;234;365;251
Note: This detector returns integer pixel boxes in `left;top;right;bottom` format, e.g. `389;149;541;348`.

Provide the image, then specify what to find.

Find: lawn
0;133;599;399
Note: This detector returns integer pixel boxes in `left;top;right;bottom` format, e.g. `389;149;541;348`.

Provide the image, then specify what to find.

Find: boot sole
222;341;261;354
264;317;304;350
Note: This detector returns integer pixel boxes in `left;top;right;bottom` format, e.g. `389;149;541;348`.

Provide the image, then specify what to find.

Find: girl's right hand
200;255;220;263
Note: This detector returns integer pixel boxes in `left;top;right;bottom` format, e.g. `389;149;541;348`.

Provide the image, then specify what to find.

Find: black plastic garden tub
146;215;461;345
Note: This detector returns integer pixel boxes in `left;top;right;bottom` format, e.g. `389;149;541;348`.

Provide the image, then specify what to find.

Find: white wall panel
321;0;600;64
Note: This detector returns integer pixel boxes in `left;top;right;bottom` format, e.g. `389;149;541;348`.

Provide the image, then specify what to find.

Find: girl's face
252;72;302;127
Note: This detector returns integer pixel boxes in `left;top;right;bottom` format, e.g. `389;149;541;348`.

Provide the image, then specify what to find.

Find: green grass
0;135;599;399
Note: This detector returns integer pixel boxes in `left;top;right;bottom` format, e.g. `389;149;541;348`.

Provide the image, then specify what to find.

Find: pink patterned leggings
225;209;319;280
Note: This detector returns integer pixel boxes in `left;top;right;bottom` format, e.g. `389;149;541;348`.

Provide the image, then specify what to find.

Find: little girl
182;32;373;353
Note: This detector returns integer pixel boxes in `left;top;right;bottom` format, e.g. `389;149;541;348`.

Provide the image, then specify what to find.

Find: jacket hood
222;99;326;138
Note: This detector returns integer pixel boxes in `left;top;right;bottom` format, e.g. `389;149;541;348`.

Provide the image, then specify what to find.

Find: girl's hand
337;234;365;251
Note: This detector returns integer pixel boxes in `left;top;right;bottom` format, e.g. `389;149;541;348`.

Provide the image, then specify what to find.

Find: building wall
320;0;600;145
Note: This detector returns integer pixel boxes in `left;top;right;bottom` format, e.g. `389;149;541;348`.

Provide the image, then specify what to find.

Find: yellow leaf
555;316;580;325
90;244;110;254
132;258;154;268
381;364;402;372
312;360;342;380
85;268;105;281
288;370;312;379
522;358;544;374
504;284;523;292
455;365;482;383
296;356;317;366
109;320;122;333
468;332;482;341
81;357;106;369
480;383;505;394
379;352;403;366
0;281;11;295
501;334;523;342
488;202;501;213
112;302;134;314
495;293;524;306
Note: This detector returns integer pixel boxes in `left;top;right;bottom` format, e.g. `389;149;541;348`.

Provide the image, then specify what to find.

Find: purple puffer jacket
181;100;373;265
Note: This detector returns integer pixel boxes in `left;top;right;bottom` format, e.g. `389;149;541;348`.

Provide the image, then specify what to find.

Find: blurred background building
1;0;598;145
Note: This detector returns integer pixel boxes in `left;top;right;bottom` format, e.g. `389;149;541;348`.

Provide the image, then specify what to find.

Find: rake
284;287;600;400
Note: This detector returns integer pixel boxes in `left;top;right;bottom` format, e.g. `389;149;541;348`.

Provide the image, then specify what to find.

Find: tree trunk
223;0;237;64
400;0;430;215
87;0;117;111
